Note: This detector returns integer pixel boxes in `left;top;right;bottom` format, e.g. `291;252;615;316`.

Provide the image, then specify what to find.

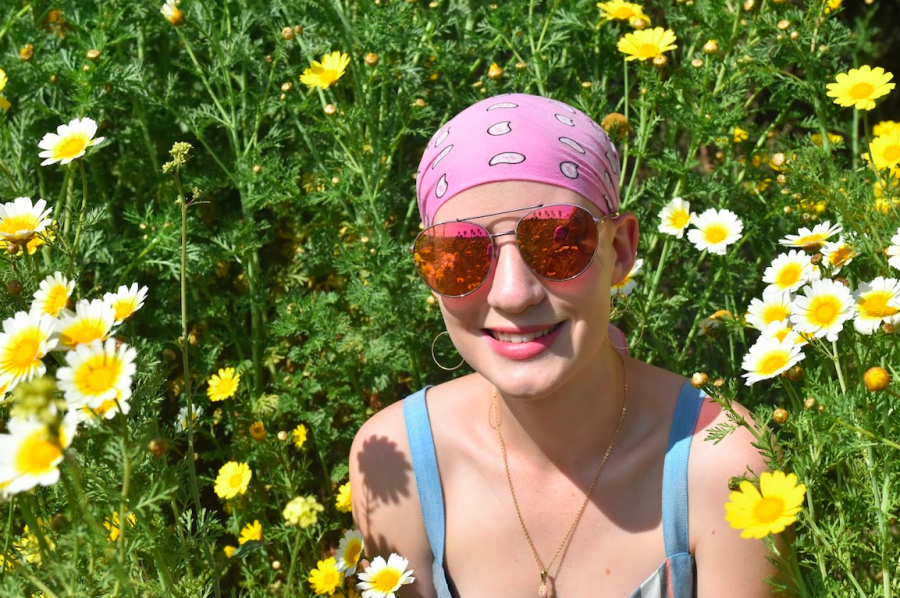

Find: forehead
431;180;601;225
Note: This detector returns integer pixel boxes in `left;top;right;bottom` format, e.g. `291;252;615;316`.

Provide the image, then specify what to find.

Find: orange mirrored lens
413;222;492;296
517;205;597;280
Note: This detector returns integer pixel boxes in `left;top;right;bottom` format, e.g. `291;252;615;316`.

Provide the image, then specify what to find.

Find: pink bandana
416;93;621;227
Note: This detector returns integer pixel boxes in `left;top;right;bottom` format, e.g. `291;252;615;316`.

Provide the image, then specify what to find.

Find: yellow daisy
725;471;806;538
740;334;805;386
249;421;267;441
336;481;352;513
824;0;842;13
224;545;236;559
238;520;263;545
104;511;137;542
207;367;240;402
826;65;895;111
874;120;900;137
357;553;415;598
0;68;10;111
38;117;106;166
309;557;344;596
31;272;74;317
292;423;308;449
853;276;900;335
300;51;351;89
214;461;252;499
810;132;843;146
863;130;900;172
335;529;364;575
733;127;749;143
597;0;648;22
790;279;855;342
657;196;693;239
874;178;900;214
617;27;677;62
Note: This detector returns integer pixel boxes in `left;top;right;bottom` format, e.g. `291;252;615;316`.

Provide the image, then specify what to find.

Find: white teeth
492;324;559;343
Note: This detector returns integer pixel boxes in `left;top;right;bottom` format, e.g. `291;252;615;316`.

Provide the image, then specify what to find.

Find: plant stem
286;528;306;589
831;339;846;394
67;161;90;279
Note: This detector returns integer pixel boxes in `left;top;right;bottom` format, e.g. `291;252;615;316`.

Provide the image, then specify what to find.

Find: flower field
0;0;899;596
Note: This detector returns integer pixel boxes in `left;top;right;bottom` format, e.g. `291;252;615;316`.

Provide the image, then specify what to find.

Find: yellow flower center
0;214;39;237
753;496;785;523
16;431;62;476
345;540;362;564
810;296;840;325
884;145;900;162
44;286;69;315
322;570;339;585
758;351;789;375
669;210;689;228
54;135;88;160
848;82;875;100
373;569;401;592
214;378;237;397
62;320;106;346
829;246;853;266
75;355;122;396
763;305;790;324
230;473;245;488
112;298;137;321
7;330;42;372
704;224;728;244
776;264;802;288
638;43;661;59
859;291;899;319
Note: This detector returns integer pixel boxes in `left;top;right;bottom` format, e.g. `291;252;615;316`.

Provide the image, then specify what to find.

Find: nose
485;237;547;313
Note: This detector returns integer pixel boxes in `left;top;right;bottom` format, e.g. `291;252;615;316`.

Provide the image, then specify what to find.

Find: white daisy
356;553;415;598
762;250;814;295
31;272;74;318
760;319;808;348
853;276;900;335
0;418;65;495
886;228;900;271
335;528;365;576
0;310;57;390
611;258;643;297
71;393;132;424
0;197;53;244
54;298;116;350
160;0;184;25
686;208;743;255
741;334;806;386
778;221;842;250
657;197;693;239
38;117;105;166
745;286;794;331
56;338;137;410
820;236;858;273
177;404;203;431
790;279;855;342
103;283;148;324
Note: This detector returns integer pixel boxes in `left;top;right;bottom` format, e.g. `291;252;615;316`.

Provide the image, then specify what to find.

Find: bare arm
693;398;791;598
349;401;439;598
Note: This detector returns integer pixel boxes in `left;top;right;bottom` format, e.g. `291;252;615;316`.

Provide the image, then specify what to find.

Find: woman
349;93;776;598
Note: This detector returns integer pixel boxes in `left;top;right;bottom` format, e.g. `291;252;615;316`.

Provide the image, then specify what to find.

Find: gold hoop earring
431;331;465;371
606;328;629;353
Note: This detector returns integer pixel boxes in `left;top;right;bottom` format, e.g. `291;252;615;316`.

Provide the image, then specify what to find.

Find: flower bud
252;165;262;175
19;43;34;61
691;372;708;388
630;17;648;30
864;367;890;392
777;19;790;30
148;438;169;457
881;323;894;334
581;81;592;88
281;82;292;92
272;560;282;570
323;103;337;116
787;366;803;382
365;52;379;66
652;55;668;68
413;98;426;108
770;152;786;168
6;280;23;296
487;62;504;80
294;25;303;35
515;61;528;71
281;26;295;40
713;378;726;387
86;48;101;60
7;243;20;255
803;397;816;410
702;40;719;54
790;31;799;41
277;430;289;441
772;408;789;425
691;58;704;68
601;113;629;141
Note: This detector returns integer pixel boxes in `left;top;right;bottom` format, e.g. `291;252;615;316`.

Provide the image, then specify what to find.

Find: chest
440;441;673;598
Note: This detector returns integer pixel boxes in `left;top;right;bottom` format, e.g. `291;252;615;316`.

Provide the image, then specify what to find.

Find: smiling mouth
486;322;564;343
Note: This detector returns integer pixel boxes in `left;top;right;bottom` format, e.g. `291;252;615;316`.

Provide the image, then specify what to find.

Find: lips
486;322;563;343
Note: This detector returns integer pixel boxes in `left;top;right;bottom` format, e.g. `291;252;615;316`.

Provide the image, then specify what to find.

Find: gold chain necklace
490;349;628;598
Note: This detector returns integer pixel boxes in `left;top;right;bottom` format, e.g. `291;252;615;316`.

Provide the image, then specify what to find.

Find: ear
608;212;640;286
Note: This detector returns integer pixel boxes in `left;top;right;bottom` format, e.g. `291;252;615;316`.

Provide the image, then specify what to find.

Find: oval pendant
539;581;549;598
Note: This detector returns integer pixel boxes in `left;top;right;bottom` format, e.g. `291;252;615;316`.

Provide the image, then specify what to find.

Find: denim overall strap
402;387;446;566
661;380;705;558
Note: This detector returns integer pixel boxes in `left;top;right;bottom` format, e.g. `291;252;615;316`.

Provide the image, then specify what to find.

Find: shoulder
687;388;781;597
348;387;438;598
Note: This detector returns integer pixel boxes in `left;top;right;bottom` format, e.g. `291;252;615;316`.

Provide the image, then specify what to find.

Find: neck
488;343;630;478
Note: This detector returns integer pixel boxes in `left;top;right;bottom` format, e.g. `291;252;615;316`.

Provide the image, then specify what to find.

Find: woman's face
431;180;639;399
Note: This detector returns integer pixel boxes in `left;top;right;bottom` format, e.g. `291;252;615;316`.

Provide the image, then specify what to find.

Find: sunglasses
409;203;618;298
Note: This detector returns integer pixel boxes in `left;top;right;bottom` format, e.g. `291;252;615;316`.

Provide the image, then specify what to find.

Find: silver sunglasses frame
409;203;620;298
